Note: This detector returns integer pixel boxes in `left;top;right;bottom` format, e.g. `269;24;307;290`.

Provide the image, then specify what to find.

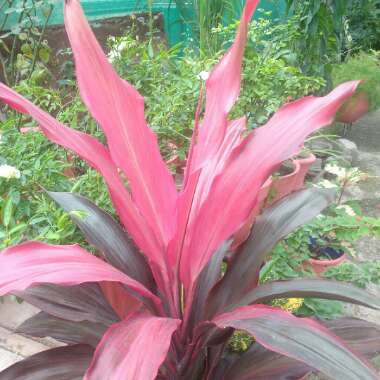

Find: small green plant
173;0;244;54
0;88;111;249
324;261;380;289
285;0;350;79
0;0;55;86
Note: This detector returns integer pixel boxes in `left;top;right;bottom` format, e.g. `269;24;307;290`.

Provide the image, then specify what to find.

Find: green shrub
347;0;380;52
332;51;380;111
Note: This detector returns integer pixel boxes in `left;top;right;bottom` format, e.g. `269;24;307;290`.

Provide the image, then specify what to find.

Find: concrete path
0;296;61;371
342;110;380;325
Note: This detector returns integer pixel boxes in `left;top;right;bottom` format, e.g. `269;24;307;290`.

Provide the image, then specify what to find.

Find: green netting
1;0;285;47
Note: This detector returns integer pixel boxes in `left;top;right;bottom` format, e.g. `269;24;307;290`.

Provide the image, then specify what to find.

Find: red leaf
0;242;162;313
0;84;162;270
99;281;142;319
170;118;246;284
180;81;360;292
194;0;260;164
84;314;180;380
213;305;378;380
64;0;177;248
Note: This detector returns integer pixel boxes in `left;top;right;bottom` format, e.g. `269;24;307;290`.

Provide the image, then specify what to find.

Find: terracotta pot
266;160;301;206
305;253;346;276
336;91;369;124
303;238;346;276
268;153;316;206
232;153;315;249
292;153;316;190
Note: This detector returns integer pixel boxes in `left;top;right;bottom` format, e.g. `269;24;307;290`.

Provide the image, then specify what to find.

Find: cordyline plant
0;1;380;379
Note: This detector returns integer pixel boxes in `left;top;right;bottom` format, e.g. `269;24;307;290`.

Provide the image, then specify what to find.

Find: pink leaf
0;84;162;269
85;314;180;380
0;242;162;313
194;0;259;165
213;305;378;380
170;118;246;270
64;0;177;247
181;81;360;292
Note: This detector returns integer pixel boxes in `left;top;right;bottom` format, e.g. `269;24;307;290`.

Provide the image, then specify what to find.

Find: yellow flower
282;298;304;312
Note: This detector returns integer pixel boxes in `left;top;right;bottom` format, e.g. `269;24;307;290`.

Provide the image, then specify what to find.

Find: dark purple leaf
186;240;231;332
223;317;380;380
323;317;380;358
17;311;107;348
224;344;310;380
0;344;93;380
206;188;335;318
231;279;380;311
213;305;378;380
14;283;118;325
48;191;154;289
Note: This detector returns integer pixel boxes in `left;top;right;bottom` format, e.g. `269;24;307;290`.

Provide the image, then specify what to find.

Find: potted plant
304;236;347;276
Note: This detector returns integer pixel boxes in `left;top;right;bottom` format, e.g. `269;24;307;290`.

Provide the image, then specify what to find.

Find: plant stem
28;4;53;79
337;177;349;205
147;0;153;43
0;49;9;84
199;0;207;53
9;0;27;85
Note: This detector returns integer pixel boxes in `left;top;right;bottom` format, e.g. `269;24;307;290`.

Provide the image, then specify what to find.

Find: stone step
0;297;62;371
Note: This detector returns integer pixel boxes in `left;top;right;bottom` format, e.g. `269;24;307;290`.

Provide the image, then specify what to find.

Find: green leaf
8;223;27;236
2;198;13;228
18;32;28;41
39;48;50;63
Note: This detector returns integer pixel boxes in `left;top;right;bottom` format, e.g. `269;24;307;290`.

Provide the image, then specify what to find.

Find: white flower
336;204;356;216
198;71;210;81
314;179;338;189
325;163;347;179
108;41;128;63
0;164;21;179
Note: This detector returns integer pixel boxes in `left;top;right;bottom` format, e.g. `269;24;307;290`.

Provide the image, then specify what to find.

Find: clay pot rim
272;159;301;181
293;152;316;165
307;252;347;266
